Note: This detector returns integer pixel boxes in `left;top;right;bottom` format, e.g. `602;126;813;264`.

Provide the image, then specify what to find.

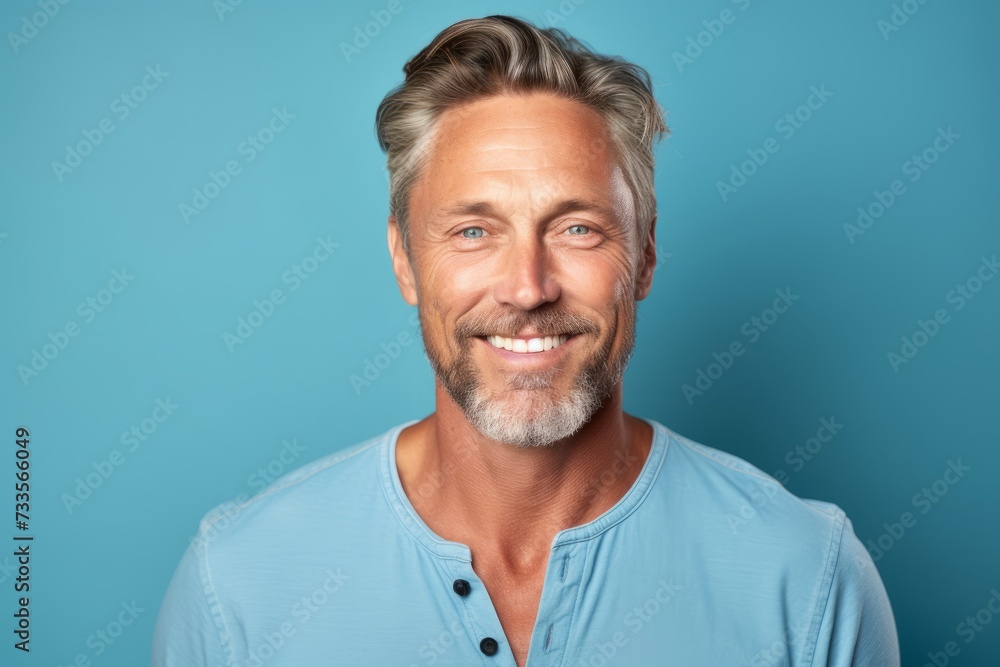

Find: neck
396;381;652;572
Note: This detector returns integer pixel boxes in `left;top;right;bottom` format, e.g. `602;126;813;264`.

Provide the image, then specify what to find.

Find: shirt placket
440;538;587;667
444;558;517;666
527;539;587;666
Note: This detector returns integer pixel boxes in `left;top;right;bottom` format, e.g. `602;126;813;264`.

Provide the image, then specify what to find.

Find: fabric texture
152;418;900;666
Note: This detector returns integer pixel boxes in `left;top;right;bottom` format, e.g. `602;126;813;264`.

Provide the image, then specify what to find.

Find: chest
475;566;547;667
226;547;808;666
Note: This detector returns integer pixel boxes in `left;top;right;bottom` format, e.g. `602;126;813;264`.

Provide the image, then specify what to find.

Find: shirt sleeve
809;515;900;666
151;533;233;667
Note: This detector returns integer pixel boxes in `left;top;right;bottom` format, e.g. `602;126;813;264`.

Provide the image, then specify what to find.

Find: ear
388;215;419;305
634;214;657;301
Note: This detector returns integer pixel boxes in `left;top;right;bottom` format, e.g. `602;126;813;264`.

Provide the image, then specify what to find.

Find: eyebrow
438;198;616;223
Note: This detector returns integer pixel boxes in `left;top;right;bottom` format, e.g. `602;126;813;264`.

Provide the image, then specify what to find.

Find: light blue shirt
152;418;899;666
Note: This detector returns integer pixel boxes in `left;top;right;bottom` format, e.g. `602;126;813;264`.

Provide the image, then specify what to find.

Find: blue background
2;0;998;664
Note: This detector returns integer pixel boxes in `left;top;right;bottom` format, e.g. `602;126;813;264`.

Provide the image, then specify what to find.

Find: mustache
454;308;601;339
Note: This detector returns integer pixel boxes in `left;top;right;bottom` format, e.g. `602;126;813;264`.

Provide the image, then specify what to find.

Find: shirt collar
379;418;668;560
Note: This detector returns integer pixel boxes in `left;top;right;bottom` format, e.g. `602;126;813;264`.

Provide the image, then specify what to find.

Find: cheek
557;251;632;303
418;254;490;338
419;248;493;294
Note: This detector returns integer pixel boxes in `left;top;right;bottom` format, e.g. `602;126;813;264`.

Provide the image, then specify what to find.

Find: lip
476;334;578;367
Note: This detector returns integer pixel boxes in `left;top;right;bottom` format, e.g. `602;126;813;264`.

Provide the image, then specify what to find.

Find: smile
484;334;572;354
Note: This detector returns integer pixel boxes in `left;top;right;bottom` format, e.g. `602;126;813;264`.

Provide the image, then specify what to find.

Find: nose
491;235;560;310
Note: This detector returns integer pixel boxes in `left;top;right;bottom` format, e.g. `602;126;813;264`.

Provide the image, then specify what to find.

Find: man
153;15;899;666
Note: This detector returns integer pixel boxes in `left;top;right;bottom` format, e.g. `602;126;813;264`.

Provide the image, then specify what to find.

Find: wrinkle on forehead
408;91;637;253
431;93;613;164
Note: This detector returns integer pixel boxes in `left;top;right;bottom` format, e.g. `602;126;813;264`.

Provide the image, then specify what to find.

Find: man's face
389;92;656;448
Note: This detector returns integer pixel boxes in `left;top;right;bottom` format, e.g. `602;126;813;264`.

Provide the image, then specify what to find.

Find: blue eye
567;224;590;235
461;227;485;239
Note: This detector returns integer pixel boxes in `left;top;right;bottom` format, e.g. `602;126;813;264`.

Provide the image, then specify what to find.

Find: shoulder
190;421;406;557
652;420;847;544
645;420;899;664
153;423;409;664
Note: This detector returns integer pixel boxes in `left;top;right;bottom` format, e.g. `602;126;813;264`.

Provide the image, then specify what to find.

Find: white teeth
485;334;571;354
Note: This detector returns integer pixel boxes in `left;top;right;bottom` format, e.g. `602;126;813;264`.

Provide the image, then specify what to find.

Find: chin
463;385;600;448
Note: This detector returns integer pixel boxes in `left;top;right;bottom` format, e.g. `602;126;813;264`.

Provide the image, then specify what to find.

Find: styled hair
374;14;668;254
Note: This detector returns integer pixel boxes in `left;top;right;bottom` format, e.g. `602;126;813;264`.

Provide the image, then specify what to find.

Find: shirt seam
803;506;847;667
555;538;593;667
198;535;237;666
385;500;472;563
199;437;383;533
666;429;840;520
377;423;475;562
553;421;670;546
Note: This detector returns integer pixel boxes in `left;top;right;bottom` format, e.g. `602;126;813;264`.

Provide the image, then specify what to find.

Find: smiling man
153;15;899;666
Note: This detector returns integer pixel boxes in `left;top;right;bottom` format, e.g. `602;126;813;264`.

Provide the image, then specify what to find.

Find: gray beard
421;296;636;448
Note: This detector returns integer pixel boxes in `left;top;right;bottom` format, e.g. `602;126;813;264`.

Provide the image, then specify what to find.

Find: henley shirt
152;418;900;666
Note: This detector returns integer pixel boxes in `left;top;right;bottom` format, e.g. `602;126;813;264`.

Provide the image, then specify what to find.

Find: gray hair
374;14;668;254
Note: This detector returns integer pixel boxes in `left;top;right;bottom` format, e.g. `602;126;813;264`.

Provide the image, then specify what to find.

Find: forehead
410;92;630;219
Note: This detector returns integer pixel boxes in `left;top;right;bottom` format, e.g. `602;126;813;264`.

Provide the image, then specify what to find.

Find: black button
453;579;471;596
480;637;498;656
